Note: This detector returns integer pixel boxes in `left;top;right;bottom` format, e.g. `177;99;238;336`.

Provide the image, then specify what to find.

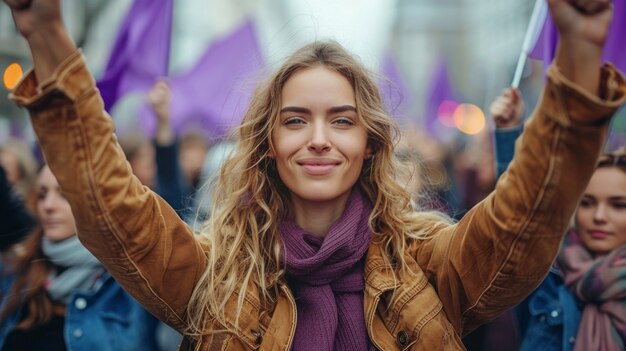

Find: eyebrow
582;194;626;200
279;105;357;115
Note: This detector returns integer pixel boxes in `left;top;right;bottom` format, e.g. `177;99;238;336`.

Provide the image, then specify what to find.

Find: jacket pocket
527;289;563;327
519;289;564;351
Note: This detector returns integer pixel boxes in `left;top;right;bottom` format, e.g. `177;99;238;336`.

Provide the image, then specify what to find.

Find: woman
4;0;625;350
490;89;626;350
0;166;159;351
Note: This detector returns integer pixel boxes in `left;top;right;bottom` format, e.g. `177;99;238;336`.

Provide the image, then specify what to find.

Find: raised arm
4;0;207;332
490;88;525;178
414;0;626;334
148;80;188;215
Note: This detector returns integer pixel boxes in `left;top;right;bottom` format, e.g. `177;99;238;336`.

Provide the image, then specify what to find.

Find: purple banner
97;0;173;112
139;19;264;138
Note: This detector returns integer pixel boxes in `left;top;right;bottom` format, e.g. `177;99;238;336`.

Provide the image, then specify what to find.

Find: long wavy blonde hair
186;41;452;336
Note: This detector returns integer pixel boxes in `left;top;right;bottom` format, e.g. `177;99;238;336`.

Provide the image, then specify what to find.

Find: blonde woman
4;0;626;350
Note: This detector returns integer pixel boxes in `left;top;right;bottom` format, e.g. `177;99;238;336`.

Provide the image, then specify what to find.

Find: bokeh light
453;103;485;135
437;100;458;127
3;63;23;90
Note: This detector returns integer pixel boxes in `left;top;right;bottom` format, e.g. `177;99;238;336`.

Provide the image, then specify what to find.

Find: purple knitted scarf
280;189;373;351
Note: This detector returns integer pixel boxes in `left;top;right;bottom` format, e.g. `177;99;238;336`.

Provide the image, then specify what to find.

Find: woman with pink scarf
491;94;626;351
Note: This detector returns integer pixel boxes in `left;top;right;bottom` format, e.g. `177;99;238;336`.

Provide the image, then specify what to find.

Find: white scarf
41;235;103;304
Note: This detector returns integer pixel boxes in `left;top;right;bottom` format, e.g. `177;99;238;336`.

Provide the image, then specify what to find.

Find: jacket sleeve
9;51;206;332
412;63;626;335
154;139;189;218
493;125;523;178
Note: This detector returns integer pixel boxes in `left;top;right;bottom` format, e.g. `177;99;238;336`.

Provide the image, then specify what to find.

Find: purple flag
378;51;413;121
139;19;264;138
425;58;459;137
96;0;173;112
530;1;625;73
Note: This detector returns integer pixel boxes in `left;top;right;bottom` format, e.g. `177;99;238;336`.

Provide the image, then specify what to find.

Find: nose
41;192;60;213
593;203;608;223
307;121;331;153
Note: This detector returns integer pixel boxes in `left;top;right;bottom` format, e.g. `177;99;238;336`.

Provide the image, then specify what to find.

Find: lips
43;219;63;227
588;230;611;240
296;158;341;175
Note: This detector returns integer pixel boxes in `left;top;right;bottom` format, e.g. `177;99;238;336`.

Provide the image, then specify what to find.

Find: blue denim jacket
0;270;160;351
517;268;582;351
493;125;582;351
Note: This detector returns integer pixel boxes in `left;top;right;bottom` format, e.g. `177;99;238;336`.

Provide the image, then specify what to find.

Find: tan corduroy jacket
10;51;626;350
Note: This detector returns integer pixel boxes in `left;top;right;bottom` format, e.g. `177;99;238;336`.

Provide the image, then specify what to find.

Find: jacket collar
364;242;401;293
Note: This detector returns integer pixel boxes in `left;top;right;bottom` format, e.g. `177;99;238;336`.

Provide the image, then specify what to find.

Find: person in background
118;132;157;189
0;165;160;351
179;131;209;192
4;0;625;349
491;86;626;350
146;78;185;351
118;80;188;216
0;138;39;199
491;87;524;176
191;139;236;226
0;165;35;252
395;126;457;215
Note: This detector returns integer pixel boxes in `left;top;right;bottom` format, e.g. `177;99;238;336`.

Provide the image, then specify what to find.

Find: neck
290;190;353;237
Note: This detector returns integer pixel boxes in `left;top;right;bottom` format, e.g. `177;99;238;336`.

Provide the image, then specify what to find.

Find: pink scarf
557;231;626;351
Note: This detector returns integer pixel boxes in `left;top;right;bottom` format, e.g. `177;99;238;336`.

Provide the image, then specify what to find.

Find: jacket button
252;330;263;344
550;310;559;318
73;329;83;338
396;330;409;347
74;297;87;310
569;336;576;344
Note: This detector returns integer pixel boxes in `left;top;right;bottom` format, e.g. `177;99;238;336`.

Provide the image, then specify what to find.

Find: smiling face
576;167;626;256
270;66;371;206
37;166;76;242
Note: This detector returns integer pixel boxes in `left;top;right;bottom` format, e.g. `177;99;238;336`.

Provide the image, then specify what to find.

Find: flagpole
511;0;548;88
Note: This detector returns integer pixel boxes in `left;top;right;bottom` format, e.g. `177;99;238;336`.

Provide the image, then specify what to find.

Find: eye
284;117;306;125
579;198;594;207
612;202;626;209
37;190;47;201
332;117;354;126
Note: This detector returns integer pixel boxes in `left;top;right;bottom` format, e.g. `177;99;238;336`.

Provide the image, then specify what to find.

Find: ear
365;145;374;160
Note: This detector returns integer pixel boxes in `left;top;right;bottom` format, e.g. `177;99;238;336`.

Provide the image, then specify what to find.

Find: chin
294;187;351;203
582;241;612;256
44;231;76;243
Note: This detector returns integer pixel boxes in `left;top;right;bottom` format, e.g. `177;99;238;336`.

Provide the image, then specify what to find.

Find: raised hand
3;0;62;39
549;0;613;96
550;0;613;47
148;80;172;124
148;80;175;146
490;88;525;129
3;0;74;83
